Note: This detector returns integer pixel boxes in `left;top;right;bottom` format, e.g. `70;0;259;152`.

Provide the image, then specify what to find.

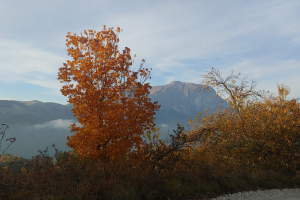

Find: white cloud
110;1;300;70
290;35;300;47
159;124;169;128
26;79;64;90
0;40;65;75
228;59;300;80
29;119;79;130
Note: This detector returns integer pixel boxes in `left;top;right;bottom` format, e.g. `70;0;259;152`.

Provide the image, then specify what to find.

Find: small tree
58;26;160;161
142;124;193;173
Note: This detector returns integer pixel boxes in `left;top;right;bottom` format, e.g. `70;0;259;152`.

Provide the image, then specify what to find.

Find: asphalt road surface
209;189;300;200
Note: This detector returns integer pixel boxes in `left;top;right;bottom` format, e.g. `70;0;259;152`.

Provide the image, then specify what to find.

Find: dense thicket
189;84;300;175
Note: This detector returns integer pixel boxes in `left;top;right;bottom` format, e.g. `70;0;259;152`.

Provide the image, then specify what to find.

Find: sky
0;0;300;105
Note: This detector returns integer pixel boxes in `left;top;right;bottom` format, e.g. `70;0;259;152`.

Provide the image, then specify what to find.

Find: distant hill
0;81;228;159
0;153;32;173
0;100;75;126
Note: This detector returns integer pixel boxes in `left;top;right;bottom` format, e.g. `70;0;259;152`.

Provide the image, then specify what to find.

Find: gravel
209;189;300;200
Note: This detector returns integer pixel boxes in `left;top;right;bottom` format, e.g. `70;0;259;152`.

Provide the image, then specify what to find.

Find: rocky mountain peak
148;81;228;132
168;81;202;97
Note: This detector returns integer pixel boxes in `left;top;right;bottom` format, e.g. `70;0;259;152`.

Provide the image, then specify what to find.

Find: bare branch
200;68;269;116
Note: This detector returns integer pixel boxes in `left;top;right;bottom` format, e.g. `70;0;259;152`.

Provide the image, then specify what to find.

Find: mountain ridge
0;81;228;158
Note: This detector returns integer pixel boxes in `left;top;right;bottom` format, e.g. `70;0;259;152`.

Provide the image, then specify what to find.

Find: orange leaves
191;76;300;173
58;26;160;162
116;27;121;33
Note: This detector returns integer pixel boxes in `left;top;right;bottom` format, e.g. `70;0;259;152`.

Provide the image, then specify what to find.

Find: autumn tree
58;26;160;161
189;68;300;174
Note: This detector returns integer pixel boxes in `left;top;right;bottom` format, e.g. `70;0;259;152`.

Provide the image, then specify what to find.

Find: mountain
0;100;75;126
0;81;228;159
149;81;228;133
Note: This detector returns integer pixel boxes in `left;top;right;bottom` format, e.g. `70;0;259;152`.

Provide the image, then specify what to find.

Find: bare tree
200;68;268;116
0;124;16;157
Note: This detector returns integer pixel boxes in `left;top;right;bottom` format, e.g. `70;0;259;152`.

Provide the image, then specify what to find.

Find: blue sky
0;0;300;105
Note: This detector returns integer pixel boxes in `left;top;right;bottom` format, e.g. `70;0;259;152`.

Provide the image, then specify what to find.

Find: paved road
209;189;300;200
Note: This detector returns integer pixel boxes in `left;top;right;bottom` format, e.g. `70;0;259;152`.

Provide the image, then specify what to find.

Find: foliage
141;124;194;174
58;26;160;161
0;153;31;166
190;68;300;175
